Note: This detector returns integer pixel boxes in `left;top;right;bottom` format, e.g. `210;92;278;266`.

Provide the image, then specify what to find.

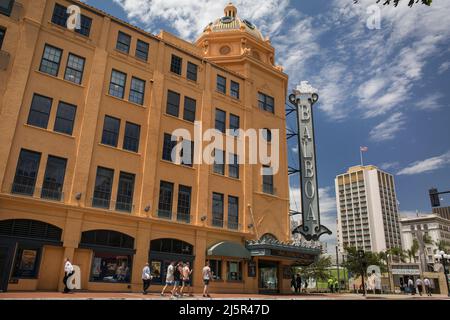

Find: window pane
41;156;67;201
228;196;239;230
123;122;140;152
116;31;131;53
229;154;239;179
170;55;182;75
215;109;226;133
129;77;145;105
181;139;194;167
40;44;62;76
158;181;173;219
54;102;76;135
212;193;224;227
177;185;191;223
27;94;52;129
166;90;180;117
263;166;274;194
64;54;85;84
93;167;114;208
51;3;67;27
230;114;239;135
101;115;120;147
136;40;149;61
187;62;198;81
109;70;126;98
12;149;41;196
231;81;240;99
90;253;132;283
162;133;177;162
12;247;40;278
213;149;225;175
0;28;5;49
77;15;92;37
217;75;226;94
183;97;196;122
116;172;135;212
258;92;275;113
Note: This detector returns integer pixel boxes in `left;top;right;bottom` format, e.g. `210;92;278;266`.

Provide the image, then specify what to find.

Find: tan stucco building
0;0;321;294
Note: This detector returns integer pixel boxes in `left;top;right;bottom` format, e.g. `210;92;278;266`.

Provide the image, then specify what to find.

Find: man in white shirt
161;261;175;296
142;262;152;295
424;278;432;296
202;261;212;298
63;258;74;294
416;278;424;296
180;262;193;297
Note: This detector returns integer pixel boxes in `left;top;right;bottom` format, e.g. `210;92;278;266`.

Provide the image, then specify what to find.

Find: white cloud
397;151;450;175
415;92;445;111
369;112;406;142
438;61;450;74
379;161;400;171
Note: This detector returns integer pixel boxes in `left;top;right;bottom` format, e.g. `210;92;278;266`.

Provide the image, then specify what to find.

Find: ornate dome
201;3;264;41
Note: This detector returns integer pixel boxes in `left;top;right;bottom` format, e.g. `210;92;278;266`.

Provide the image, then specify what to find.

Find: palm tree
434;240;450;253
410;239;419;263
387;247;407;263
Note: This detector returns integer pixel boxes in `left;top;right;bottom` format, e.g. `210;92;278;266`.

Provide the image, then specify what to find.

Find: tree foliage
301;255;332;283
354;0;432;7
343;247;386;278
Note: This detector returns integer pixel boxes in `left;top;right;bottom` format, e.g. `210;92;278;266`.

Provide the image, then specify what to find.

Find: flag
360;146;368;152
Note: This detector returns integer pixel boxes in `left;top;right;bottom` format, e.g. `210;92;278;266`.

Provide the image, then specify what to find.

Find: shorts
165;280;174;286
203;279;210;285
183;279;191;286
174;280;181;286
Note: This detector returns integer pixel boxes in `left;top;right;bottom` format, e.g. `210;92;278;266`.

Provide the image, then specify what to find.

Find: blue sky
82;0;450;249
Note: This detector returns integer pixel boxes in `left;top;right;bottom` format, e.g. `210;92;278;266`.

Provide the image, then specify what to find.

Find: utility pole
336;245;340;293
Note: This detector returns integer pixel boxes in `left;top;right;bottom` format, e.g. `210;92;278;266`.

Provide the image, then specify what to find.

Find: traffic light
429;188;441;207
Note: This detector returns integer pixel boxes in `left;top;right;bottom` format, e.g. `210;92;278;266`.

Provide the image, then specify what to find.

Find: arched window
150;238;193;255
0;219;62;242
80;230;134;249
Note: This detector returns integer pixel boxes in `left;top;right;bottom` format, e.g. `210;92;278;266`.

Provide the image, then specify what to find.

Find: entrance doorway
0;243;15;292
259;260;279;294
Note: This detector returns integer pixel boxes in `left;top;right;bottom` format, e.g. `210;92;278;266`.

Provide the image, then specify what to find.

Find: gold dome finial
224;3;237;18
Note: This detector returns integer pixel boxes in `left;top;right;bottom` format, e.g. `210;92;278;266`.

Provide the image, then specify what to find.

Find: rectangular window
177;185;191;223
186;62;198;82
109;69;127;99
227;261;242;281
64;53;85;84
263;165;274;195
39;44;62;77
215;109;226;133
90;253;132;283
116;31;131;53
158;181;173;219
27;94;52;129
229;114;240;136
136;39;149;61
12;246;40;278
0;0;14;17
183;96;196;122
212;192;224;227
228;196;239;230
162;133;177;162
181;139;194;167
209;260;222;280
129;77;145;105
41;156;67;201
123;122;140;153
258;92;275;113
216;75;226;94
170;54;182;75
54;101;76;135
230;81;240;99
101;115;120;147
116;172;135;212
166;90;180;117
51;3;92;37
0;27;5;49
229;153;239;179
12;149;41;196
92;167;114;208
213;149;225;175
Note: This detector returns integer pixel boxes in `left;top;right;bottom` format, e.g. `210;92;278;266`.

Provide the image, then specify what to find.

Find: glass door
259;261;279;294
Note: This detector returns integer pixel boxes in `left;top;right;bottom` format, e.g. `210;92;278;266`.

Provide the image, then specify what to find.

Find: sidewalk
0;291;448;300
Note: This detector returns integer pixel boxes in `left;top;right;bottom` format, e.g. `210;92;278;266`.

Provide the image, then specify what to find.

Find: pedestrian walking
295;274;302;293
142;262;152;295
415;278;424;296
180;262;193;297
424;278;432;296
161;261;175;296
304;279;308;293
63;258;74;294
202;260;212;298
290;275;296;293
171;262;183;298
408;277;415;295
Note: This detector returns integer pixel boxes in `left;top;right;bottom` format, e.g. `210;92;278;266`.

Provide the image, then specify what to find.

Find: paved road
0;292;448;300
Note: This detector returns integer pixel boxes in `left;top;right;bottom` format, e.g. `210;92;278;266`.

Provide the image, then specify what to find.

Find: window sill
210;172;241;183
159;159;196;171
24;124;76;139
35;70;86;88
105;93;147;109
162;112;196;125
254;191;283;200
98;143;142;156
110;49;150;68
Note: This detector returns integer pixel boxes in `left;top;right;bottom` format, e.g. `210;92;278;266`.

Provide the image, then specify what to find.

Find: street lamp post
358;249;367;296
434;251;450;297
336;245;340;293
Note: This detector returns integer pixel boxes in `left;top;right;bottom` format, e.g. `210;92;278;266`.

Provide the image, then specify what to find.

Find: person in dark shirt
295;274;302;293
171;262;183;298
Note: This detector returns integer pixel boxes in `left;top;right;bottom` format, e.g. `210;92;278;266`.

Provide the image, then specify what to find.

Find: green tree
354;0;432;7
434;240;450;253
301;255;332;289
409;239;420;263
343;247;385;278
386;247;407;263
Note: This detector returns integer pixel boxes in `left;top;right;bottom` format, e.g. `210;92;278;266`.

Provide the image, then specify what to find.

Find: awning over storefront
207;241;251;259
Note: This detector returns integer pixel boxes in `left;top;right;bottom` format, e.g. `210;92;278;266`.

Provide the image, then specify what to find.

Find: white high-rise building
336;165;402;253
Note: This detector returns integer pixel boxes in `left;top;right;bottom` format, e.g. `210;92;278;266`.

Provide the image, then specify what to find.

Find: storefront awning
207;241;251;259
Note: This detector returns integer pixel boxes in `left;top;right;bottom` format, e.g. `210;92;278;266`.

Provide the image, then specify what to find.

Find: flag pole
360;148;364;166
